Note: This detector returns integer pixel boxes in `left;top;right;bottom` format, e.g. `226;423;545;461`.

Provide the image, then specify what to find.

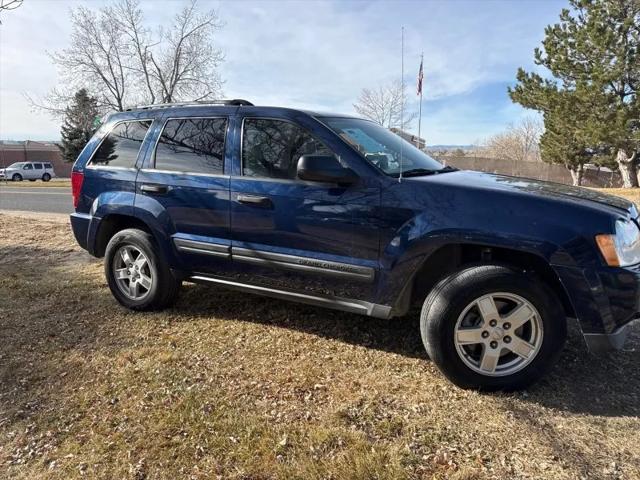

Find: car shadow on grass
176;283;640;418
524;320;640;417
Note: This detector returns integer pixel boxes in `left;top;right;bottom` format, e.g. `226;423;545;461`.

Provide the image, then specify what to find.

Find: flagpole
399;26;404;183
417;52;423;150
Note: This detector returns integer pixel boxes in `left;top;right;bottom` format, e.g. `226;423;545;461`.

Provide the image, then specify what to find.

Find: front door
230;115;381;301
134;116;233;275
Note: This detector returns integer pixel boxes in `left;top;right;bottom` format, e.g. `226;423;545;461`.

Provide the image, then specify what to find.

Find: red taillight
71;171;84;209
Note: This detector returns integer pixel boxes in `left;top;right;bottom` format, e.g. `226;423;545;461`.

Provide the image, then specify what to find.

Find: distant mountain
426;144;479;151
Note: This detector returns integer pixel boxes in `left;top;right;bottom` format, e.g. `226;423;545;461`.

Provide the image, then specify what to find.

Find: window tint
44;163;53;169
34;163;43;170
154;118;227;174
91;120;152;167
23;164;33;170
242;118;332;179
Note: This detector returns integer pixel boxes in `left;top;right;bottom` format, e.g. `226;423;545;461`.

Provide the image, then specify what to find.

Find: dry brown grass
0;180;70;188
593;188;640;207
1;213;639;479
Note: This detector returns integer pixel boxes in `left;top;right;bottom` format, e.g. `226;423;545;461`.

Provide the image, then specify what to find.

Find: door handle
140;184;168;194
237;194;273;209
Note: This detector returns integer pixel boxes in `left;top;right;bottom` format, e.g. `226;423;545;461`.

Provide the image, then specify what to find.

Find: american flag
416;58;424;96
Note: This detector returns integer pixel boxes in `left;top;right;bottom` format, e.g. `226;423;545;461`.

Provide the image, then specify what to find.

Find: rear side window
154;118;227;174
34;163;43;170
91;120;152;168
242;118;332;179
44;163;53;169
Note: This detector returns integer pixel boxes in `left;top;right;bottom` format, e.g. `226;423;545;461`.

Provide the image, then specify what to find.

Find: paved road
0;185;73;214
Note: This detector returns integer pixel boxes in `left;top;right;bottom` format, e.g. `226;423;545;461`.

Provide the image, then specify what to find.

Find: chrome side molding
189;274;392;319
173;238;375;283
173;238;231;259
232;247;375;282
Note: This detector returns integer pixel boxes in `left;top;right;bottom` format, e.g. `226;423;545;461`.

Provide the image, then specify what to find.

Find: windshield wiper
399;168;438;177
399;166;459;178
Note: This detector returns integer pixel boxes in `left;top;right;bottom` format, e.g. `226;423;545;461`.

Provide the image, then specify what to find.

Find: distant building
390;127;426;150
0;140;71;178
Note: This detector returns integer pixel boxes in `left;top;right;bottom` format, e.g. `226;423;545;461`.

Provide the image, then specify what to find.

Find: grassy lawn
1;213;639;479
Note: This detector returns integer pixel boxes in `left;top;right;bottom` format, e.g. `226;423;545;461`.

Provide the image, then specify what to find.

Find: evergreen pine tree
509;0;640;187
60;89;100;163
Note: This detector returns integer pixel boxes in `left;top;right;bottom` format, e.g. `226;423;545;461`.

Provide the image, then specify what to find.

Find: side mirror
297;155;358;186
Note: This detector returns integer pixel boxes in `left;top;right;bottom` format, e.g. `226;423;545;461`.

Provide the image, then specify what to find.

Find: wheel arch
399;243;576;319
93;214;154;258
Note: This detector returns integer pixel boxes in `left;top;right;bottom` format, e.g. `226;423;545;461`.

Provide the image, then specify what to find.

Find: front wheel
420;264;566;391
12;173;22;182
104;228;181;311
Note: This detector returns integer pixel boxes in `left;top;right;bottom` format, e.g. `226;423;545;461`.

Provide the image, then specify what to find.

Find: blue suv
70;99;640;390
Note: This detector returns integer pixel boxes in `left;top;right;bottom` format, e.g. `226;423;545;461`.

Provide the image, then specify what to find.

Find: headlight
596;219;640;267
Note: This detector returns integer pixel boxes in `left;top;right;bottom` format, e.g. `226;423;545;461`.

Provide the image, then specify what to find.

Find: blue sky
0;0;564;144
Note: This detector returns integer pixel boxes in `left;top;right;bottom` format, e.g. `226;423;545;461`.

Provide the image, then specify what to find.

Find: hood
408;170;635;215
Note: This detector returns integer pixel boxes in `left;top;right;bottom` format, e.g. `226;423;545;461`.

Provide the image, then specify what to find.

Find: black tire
12;173;22;182
420;264;566;391
42;173;51;182
104;228;181;311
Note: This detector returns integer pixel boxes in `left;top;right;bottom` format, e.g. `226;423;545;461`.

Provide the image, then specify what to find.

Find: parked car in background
69;99;640;391
0;162;56;182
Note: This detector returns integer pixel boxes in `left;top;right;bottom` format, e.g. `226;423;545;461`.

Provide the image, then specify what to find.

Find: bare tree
31;0;223;115
114;0;224;104
482;117;543;163
0;0;23;24
353;79;418;129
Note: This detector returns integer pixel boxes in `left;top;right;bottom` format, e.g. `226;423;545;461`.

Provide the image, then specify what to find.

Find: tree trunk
617;149;638;188
568;164;584;186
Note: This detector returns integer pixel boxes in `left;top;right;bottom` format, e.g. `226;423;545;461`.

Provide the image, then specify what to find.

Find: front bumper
555;263;640;352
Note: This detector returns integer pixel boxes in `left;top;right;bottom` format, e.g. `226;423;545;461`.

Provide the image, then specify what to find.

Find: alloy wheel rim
453;292;544;377
113;245;153;300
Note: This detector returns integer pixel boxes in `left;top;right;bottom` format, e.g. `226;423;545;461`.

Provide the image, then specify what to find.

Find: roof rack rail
125;99;254;111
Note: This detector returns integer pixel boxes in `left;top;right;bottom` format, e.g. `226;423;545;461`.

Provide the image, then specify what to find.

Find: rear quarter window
90;120;152;168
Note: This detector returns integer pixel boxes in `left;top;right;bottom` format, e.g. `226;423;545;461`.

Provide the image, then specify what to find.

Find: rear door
134;114;233;275
33;163;43;179
229;112;381;301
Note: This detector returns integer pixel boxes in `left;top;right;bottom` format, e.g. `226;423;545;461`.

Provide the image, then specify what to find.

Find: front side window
91;120;152;168
321;117;443;177
154;118;227;174
23;163;33;170
242;118;332;179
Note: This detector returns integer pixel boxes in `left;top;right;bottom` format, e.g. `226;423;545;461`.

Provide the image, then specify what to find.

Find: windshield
7;163;23;169
321;117;443;176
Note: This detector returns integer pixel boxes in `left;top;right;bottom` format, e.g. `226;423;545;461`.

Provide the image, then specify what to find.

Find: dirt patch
1;213;639;479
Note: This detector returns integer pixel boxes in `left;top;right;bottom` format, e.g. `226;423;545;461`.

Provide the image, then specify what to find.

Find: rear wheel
42;173;51;182
12;173;22;182
104;228;181;311
420;264;566;390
